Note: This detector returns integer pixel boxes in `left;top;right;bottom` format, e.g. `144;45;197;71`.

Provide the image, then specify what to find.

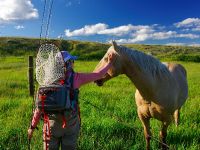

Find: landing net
36;43;65;86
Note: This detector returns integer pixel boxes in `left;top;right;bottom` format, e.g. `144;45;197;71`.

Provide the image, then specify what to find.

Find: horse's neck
121;51;146;81
121;53;156;100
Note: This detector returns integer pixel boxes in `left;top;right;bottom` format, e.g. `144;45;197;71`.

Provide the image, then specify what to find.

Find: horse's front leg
138;108;151;150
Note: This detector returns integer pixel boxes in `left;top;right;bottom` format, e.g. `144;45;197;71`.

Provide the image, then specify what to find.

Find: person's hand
28;128;34;139
108;52;116;64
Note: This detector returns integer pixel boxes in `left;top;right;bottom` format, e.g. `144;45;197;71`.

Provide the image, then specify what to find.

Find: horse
94;41;188;150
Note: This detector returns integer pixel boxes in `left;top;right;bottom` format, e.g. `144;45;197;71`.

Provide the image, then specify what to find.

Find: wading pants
43;115;80;150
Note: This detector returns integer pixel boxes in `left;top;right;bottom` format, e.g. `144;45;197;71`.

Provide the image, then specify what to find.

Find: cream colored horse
94;41;188;150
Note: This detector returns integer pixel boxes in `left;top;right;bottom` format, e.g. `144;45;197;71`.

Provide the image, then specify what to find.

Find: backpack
35;72;79;114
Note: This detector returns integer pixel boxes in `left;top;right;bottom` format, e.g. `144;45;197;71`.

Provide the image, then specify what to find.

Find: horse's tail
174;64;188;127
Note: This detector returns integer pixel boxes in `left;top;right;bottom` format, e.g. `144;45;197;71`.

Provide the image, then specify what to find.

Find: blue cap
60;51;78;62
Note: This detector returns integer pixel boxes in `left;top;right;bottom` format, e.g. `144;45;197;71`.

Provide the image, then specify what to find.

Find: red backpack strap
42;113;51;150
62;113;67;128
40;93;51;149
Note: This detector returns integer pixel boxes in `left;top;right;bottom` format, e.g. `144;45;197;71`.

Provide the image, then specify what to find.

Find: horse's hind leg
174;109;180;127
159;120;170;150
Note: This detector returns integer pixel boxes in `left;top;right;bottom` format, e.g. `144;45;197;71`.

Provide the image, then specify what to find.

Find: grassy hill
0;37;200;62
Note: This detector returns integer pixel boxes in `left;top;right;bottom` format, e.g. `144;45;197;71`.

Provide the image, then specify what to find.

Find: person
28;50;115;150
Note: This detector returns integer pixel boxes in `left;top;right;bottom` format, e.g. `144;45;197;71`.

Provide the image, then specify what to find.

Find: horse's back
164;62;188;108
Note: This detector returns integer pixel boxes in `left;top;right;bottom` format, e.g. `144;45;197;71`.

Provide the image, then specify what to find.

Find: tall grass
0;56;199;150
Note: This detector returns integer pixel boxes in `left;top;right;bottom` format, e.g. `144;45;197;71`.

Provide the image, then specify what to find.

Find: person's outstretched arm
74;53;115;88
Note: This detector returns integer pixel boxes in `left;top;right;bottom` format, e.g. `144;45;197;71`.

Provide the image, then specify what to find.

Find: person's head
56;51;78;70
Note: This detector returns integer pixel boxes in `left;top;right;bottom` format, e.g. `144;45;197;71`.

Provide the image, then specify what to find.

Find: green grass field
0;56;199;150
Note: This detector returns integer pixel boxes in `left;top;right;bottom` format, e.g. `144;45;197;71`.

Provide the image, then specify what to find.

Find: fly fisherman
28;51;115;150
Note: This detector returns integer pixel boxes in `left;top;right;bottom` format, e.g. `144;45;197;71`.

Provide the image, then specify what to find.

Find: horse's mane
116;45;171;78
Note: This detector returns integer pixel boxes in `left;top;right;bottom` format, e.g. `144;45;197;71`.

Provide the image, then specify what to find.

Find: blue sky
0;0;200;46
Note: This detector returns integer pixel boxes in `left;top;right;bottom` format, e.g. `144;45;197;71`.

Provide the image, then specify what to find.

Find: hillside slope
0;37;200;62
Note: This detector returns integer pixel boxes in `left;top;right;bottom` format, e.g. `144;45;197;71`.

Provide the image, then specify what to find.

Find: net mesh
36;43;65;86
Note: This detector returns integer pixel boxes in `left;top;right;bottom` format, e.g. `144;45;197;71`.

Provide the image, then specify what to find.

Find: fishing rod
28;0;54;149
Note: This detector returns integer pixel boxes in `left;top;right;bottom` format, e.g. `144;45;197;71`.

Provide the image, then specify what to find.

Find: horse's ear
112;40;118;51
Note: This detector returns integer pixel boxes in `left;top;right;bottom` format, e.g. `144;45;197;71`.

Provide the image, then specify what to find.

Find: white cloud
65;23;153;37
165;43;186;46
65;23;108;37
14;25;24;30
175;18;200;27
98;24;134;36
116;31;199;44
166;43;200;47
64;20;200;43
192;27;200;31
99;24;151;36
57;34;64;39
176;33;199;39
0;0;38;24
126;27;153;43
65;23;182;43
188;43;200;47
174;18;200;32
151;31;177;39
118;30;187;44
